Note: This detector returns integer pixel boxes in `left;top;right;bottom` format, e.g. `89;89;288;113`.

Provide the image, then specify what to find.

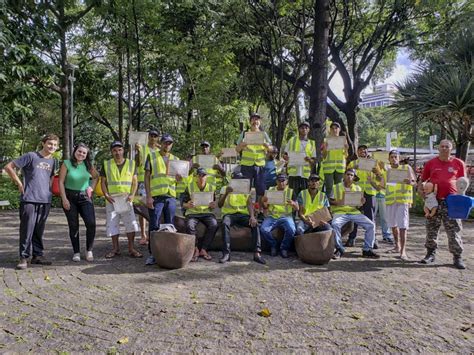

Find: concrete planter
295;230;335;265
149;231;195;269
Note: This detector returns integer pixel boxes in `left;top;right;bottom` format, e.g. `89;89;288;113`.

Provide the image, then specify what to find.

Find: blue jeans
332;214;375;252
148;196;176;252
260;216;296;251
295;220;332;235
348;192;375;241
375;194;392;239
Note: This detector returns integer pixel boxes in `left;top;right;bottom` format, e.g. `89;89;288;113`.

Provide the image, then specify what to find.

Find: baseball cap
249;112;261;119
299;121;310;128
110;141;123;150
309;174;321;181
345;168;357;177
330;121;341;128
196;167;207;176
160;134;173;143
200;141;211;147
276;173;288;181
358;144;368;150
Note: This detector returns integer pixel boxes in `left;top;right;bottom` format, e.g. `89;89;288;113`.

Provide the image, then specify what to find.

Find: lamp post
68;64;78;154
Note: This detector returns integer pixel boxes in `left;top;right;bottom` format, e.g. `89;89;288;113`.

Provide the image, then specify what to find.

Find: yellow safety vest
192;155;219;188
149;151;179;198
185;180;215;216
240;131;266;167
348;159;377;196
322;138;345;174
221;191;249;215
268;186;294;218
137;145;158;182
300;189;327;217
286;136;315;178
104;159;135;194
176;175;192;196
385;165;413;205
331;182;362;215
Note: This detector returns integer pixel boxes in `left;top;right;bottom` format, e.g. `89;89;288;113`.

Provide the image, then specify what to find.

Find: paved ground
0;209;473;353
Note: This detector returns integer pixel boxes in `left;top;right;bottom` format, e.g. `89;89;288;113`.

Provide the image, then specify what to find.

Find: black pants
288;176;308;198
19;202;51;258
221;213;261;254
348;192;375;241
186;214;218;250
63;190;96;253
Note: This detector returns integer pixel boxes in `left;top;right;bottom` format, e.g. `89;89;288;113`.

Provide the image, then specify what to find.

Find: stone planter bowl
295;230;335;265
149;231;195;269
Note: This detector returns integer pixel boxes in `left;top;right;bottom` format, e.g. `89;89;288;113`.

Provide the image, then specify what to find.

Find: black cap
249;112;261;119
358;144;368;150
345;168;357;177
148;128;159;136
200;141;211;147
195;167;207;176
389;149;400;156
231;172;244;179
299;121;310;128
110;141;123;150
276;173;288;181
161;134;173;143
330;121;341;128
309;174;321;181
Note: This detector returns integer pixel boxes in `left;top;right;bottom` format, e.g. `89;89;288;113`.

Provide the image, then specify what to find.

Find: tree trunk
132;0;142;130
59;22;70;159
118;54;124;141
345;108;358;157
185;87;193;133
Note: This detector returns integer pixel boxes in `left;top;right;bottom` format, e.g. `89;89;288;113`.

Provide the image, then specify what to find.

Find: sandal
139;237;148;245
129;250;143;258
191;255;199;262
200;252;212;261
105;250;121;259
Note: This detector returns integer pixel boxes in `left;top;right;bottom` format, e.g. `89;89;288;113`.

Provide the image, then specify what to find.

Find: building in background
360;83;398;108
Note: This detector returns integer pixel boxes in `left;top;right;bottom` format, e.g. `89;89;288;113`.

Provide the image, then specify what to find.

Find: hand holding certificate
343;191;363;207
307;207;332;226
326;136;346;150
288;152;307;166
192;192;214;207
387;168;409;184
229;179;250;194
112;193;131;214
244;131;265;145
264;190;285;205
167;160;190;177
357;158;377;171
197;155;215;169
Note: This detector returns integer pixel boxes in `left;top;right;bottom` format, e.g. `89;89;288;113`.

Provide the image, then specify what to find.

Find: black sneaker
362;249;380;259
373;241;379;249
219;253;231;264
332;250;343;260
31;256;52;265
16;258;28;270
453;256;466;270
419;250;436;264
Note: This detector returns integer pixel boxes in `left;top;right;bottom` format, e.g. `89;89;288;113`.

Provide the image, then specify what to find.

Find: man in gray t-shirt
4;134;59;270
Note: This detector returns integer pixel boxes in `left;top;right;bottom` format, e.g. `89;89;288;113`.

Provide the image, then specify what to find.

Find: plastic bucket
446;194;474;220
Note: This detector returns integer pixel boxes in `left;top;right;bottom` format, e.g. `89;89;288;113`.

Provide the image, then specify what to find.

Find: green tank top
64;160;91;191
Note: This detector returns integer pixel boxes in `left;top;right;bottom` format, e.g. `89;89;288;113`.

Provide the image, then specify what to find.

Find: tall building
360;83;397;109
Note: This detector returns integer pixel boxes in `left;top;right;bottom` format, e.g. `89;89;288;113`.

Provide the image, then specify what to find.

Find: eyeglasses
149;134;159;138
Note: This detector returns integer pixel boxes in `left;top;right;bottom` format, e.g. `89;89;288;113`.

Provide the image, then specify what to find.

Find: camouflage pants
425;200;463;256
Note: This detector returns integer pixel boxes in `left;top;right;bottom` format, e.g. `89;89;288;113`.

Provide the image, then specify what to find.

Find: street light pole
68;65;77;154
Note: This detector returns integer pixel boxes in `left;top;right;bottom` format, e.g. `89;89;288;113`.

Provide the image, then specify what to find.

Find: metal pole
413;112;417;171
69;66;76;153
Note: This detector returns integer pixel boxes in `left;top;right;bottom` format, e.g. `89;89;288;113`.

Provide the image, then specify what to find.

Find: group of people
4;113;467;270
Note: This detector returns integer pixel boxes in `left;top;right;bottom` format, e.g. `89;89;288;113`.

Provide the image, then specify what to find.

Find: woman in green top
59;143;99;262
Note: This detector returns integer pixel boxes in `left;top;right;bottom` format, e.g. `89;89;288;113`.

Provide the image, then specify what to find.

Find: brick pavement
0;209;473;353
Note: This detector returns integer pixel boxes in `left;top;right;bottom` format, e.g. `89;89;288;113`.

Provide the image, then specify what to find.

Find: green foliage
0;176;20;209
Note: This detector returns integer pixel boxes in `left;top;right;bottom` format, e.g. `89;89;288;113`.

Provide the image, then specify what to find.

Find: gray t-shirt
13;151;55;203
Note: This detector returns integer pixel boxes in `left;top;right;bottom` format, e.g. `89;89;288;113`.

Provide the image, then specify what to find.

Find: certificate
326;136;346;150
197;155;215;169
244;131;265;145
387;168;409;184
167;160;190;177
192;192;214;207
221;147;238;158
343;191;363;207
288;152;307;166
357;158;377;171
372;151;390;164
264;190;285;205
111;193;131;214
129;131;148;160
229;179;250;194
307;207;332;226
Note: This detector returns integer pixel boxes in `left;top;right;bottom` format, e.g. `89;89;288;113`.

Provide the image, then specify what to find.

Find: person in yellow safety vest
181;168;218;262
217;172;266;264
191;141;226;191
235;112;273;200
134;128;161;246
101;141;142;259
283;121;317;197
295;174;332;235
321;121;347;199
260;173;299;258
380;150;416;261
144;133;182;265
345;144;382;248
330;169;379;259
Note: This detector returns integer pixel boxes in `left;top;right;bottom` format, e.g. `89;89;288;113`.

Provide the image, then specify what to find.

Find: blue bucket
446;194;474;220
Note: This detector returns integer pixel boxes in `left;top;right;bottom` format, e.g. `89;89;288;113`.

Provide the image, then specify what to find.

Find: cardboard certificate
244;131;265;145
343;191;363;207
167;160;190;177
326;136;346;150
221;147;238;158
197;155;215;169
229;179;251;194
264;190;285;205
192;192;214;207
387;168;409;184
372;151;390;164
288;152;307;166
111;193;131;214
129;131;148;160
307;207;332;226
357;158;377;171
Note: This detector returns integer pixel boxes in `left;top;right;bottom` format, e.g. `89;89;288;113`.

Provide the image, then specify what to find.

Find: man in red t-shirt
419;139;466;269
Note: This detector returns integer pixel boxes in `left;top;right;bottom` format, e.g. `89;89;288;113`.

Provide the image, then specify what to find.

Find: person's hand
127;194;134;203
361;197;366;206
287;200;298;210
239;142;248;150
403;178;411;185
17;182;24;194
225;186;234;194
263;143;271;150
209;201;217;209
309;219;317;228
62;198;71;211
249;216;258;227
212;164;220;170
105;194;115;204
175;174;183;182
146;196;154;209
304;156;311;163
282;152;289;161
135;143;141;152
86;186;93;199
187;200;195;208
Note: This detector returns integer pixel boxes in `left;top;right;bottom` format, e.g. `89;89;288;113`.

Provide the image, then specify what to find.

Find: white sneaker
85;251;94;261
72;253;81;262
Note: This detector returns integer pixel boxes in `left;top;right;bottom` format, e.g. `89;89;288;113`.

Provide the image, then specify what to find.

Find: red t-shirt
421;157;466;199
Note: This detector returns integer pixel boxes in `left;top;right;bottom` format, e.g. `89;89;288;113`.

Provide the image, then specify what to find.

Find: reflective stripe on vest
385;165;413;205
287;137;315;178
331;182;361;215
149;151;178;198
349;159;377;195
104;159;135;194
138;145;157;182
221;193;249;215
300;189;327;216
241;132;266;167
268;186;293;218
185;181;215;215
191;155;218;188
322;138;345;174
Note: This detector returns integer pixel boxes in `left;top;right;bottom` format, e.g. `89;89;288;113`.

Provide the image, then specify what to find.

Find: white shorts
106;202;139;237
386;203;409;229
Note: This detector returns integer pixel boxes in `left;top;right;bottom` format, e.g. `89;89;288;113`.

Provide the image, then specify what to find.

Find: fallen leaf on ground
117;337;129;344
443;291;455;299
258;308;272;317
44;275;50;281
350;313;364;320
